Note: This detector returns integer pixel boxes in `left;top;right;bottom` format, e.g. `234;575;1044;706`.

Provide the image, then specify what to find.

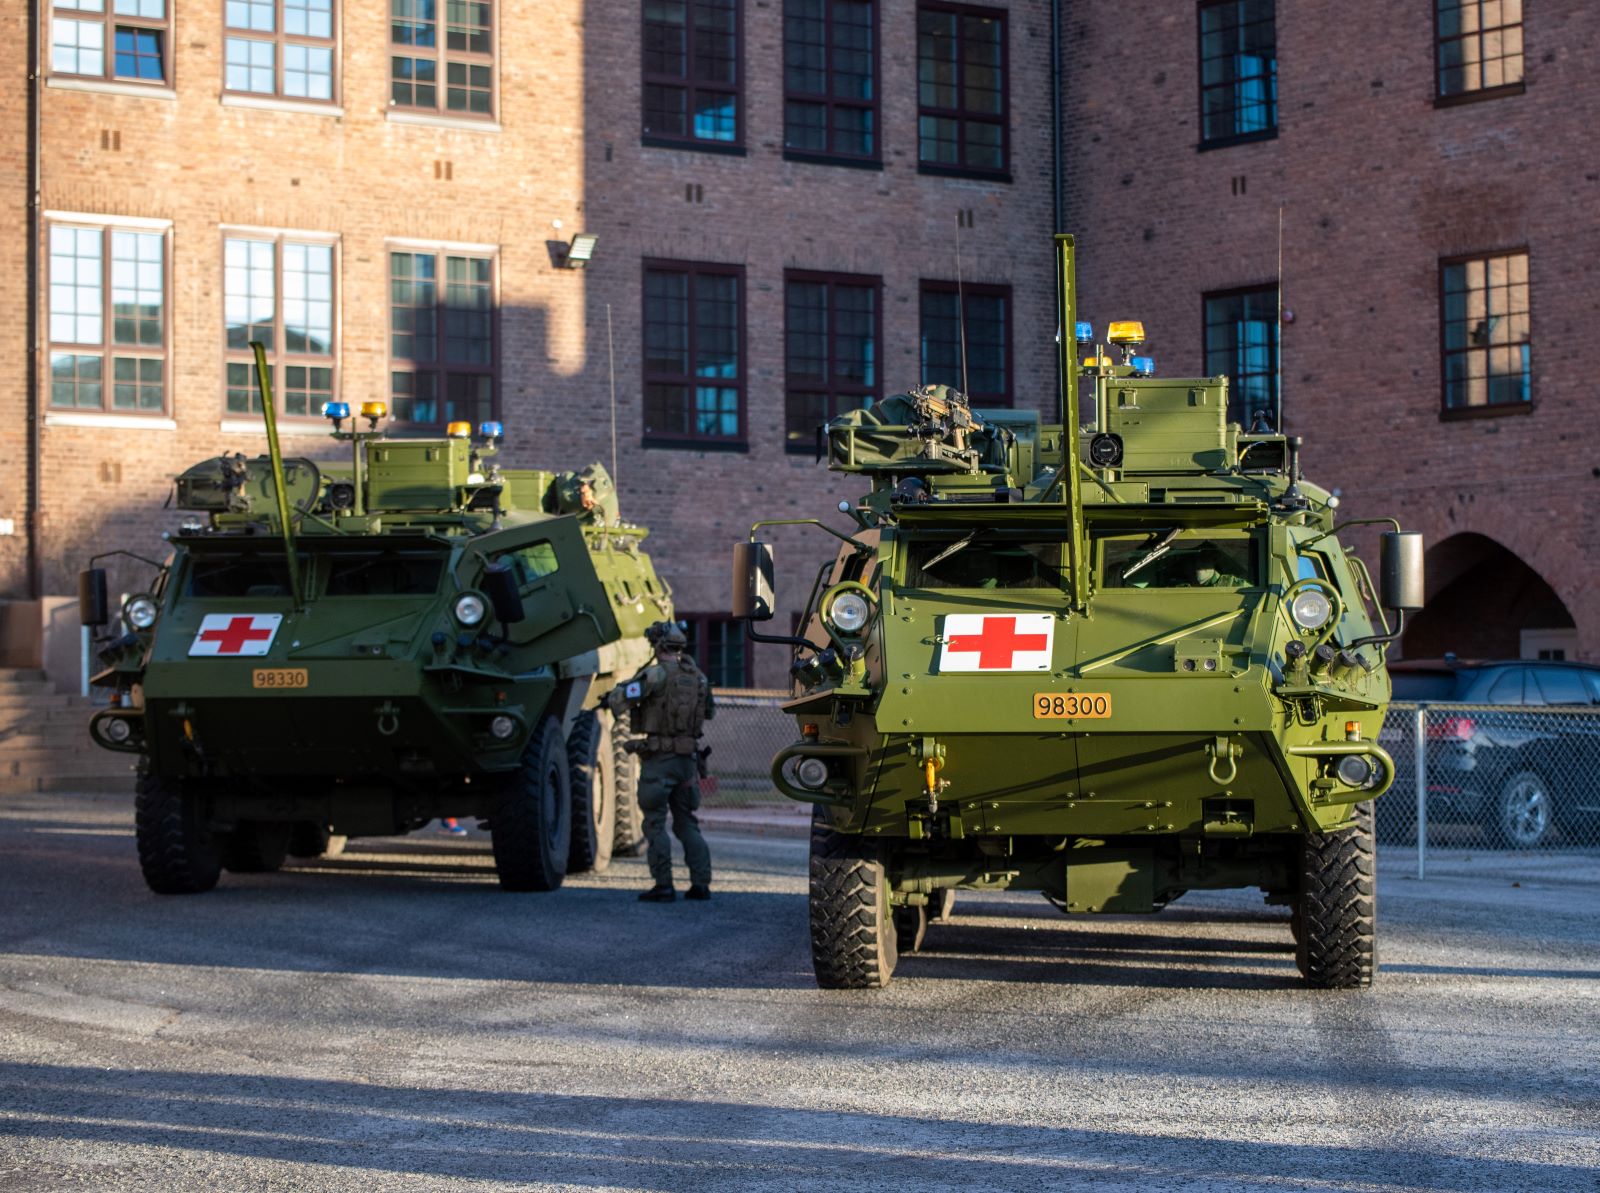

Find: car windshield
1100;534;1257;589
903;537;1067;590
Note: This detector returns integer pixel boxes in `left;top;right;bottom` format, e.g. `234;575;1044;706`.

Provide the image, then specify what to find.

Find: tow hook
913;736;948;814
1206;735;1241;787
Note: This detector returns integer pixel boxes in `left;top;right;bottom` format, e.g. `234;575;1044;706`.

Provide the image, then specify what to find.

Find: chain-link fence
702;692;1600;864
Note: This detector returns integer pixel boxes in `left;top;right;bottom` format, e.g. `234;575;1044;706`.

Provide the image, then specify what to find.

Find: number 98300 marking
1033;692;1111;719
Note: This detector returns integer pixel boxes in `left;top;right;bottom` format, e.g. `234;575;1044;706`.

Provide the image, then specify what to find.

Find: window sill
46;76;176;101
1434;81;1525;109
783;150;883;171
916;163;1011;184
219;417;331;436
641;135;747;157
222;93;344;118
44;410;176;430
1197;128;1278;153
641;438;749;454
1439;401;1534;422
387;109;502;133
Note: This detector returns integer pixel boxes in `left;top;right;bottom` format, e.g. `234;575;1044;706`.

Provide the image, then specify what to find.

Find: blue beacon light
1074;321;1094;343
322;401;351;422
478;420;504;439
1130;356;1155;376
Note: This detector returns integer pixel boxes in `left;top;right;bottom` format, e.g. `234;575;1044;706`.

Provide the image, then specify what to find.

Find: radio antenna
1275;205;1284;433
606;302;619;485
955;217;971;399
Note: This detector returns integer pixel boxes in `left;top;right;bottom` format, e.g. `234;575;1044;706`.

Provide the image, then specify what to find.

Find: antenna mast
606;302;619;485
955;218;970;398
1275;205;1284;432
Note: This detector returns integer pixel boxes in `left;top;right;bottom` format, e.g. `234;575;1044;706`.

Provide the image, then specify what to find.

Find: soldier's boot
685;884;710;901
638;884;676;903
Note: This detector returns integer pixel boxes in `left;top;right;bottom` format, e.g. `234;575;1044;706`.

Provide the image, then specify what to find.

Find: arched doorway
1400;532;1576;660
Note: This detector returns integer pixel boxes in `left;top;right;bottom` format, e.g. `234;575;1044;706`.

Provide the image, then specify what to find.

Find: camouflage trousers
637;753;711;888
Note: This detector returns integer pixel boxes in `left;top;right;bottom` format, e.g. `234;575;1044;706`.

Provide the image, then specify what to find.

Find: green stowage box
1109;378;1236;474
366;440;472;509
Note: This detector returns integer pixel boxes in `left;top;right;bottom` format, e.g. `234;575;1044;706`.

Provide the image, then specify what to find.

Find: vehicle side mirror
1380;532;1424;611
78;568;109;627
731;541;775;621
481;562;526;625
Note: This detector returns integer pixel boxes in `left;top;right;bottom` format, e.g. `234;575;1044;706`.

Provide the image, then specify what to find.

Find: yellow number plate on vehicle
1033;692;1112;719
252;668;308;690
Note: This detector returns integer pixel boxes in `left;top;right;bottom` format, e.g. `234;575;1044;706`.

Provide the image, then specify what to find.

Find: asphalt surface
0;791;1597;1192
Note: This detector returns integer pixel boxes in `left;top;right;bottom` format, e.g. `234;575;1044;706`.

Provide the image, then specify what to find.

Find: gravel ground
0;790;1596;1192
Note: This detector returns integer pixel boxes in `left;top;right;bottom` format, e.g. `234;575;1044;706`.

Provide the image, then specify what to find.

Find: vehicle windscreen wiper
921;532;976;573
1120;528;1181;581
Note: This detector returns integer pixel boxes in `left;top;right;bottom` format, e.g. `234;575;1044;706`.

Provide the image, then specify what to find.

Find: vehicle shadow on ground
1;1062;1591;1191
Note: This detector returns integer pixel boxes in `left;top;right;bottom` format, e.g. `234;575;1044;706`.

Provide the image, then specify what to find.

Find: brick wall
13;0;1057;686
1063;0;1600;660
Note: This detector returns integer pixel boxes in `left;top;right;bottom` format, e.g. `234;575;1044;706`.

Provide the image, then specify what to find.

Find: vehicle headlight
489;714;517;740
795;757;830;790
124;594;159;630
1336;754;1375;788
828;592;872;635
104;717;132;743
454;593;487;626
1290;588;1332;631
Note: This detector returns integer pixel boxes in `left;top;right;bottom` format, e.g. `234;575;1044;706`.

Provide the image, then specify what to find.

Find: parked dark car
1381;659;1600;848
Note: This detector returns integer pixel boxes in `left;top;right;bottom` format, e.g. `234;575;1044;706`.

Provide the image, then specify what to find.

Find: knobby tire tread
134;770;221;895
611;717;646;857
1295;800;1377;989
490;715;570;892
809;810;897;989
567;709;614;874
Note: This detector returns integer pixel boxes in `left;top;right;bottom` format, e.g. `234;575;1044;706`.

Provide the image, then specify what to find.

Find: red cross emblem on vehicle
189;613;283;657
937;613;1054;672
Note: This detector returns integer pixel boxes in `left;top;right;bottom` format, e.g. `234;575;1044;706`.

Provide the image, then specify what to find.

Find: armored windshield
1099;534;1258;589
904;536;1068;590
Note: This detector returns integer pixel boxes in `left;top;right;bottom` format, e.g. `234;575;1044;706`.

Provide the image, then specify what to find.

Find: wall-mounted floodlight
561;233;599;269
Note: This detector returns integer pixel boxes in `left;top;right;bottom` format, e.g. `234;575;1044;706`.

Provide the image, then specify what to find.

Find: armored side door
470;516;622;667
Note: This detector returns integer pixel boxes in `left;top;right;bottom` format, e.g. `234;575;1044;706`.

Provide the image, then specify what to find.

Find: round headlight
796;757;830;790
454;593;487;626
124;595;159;630
104;717;132;743
1336;754;1375;788
829;592;872;635
1290;589;1332;631
489;714;517;740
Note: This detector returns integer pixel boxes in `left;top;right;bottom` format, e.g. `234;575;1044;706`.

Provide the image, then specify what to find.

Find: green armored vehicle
82;358;668;895
734;236;1425;989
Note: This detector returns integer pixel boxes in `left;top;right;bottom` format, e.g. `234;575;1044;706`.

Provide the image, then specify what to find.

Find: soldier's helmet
646;620;688;650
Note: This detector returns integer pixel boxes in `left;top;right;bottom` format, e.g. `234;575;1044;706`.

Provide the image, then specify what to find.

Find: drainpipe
26;0;43;600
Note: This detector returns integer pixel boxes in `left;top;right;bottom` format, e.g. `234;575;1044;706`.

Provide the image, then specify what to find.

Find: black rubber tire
894;904;927;954
134;770;222;895
1492;769;1556;849
567;709;616;874
220;821;291;874
490;714;572;892
809;809;898;989
611;715;646;857
287;822;347;859
1294;801;1378;989
929;888;957;924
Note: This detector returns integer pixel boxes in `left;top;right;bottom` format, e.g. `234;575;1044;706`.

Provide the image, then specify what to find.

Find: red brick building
3;0;1057;686
1063;0;1599;662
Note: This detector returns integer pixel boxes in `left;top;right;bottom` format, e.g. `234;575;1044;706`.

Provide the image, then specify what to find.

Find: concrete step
0;670;48;684
0;708;92;729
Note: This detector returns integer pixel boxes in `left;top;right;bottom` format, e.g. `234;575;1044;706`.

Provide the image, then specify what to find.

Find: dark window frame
641;0;745;152
1202;283;1279;428
1437;247;1532;421
49;1;172;86
46;220;171;415
680;612;754;687
390;0;497;120
223;0;341;105
641;258;748;451
387;246;500;430
915;1;1010;180
783;0;880;166
222;231;340;421
1433;0;1525;107
918;279;1012;407
783;269;883;454
1195;0;1278;151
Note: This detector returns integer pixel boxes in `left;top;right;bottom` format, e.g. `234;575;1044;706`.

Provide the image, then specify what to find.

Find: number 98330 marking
1033;692;1111;719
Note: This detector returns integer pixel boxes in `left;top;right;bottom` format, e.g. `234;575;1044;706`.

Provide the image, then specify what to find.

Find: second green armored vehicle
82;365;670;895
734;236;1424;990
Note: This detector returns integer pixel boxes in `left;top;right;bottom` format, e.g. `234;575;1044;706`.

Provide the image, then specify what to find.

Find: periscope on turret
733;235;1426;991
79;351;670;896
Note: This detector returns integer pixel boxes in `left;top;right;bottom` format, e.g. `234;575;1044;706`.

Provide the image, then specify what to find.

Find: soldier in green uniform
605;621;715;902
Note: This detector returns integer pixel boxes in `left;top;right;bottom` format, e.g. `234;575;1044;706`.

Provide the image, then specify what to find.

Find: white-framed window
51;0;172;85
223;230;339;417
224;0;337;101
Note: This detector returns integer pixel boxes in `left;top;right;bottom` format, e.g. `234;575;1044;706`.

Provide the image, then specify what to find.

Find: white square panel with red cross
937;613;1055;672
188;613;283;657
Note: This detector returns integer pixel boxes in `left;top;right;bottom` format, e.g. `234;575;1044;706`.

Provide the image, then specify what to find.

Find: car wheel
1494;769;1555;849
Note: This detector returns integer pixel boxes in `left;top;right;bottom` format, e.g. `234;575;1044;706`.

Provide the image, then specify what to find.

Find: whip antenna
1275;205;1284;432
955;217;970;399
606;302;619;485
